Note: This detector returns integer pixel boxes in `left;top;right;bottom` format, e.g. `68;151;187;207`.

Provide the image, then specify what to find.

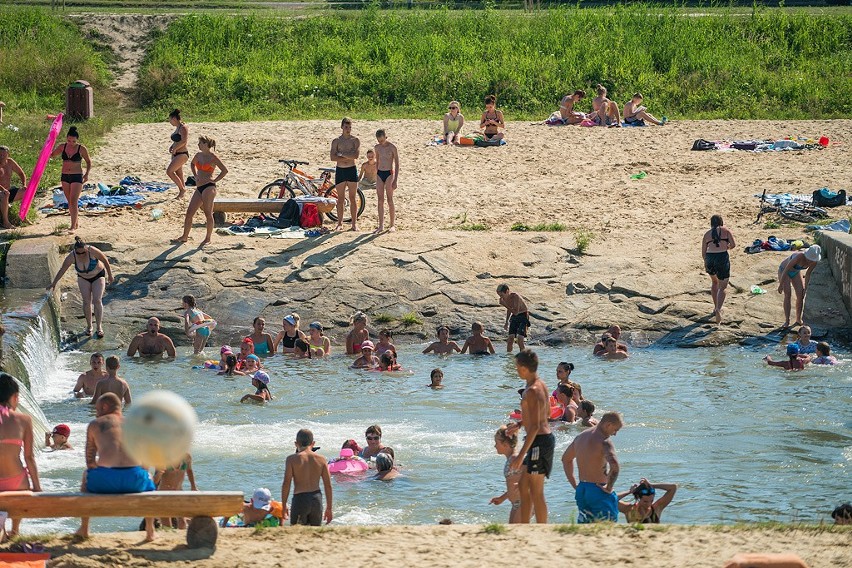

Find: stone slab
6;238;60;289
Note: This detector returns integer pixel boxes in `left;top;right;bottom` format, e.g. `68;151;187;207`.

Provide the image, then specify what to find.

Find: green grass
482;523;507;535
52;221;71;235
0;9;121;201
136;5;852;121
511;221;567;231
763;219;781;229
400;311;422;325
574;228;595;254
373;312;395;323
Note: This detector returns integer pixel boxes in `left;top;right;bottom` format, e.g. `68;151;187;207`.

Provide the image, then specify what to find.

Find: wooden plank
212;199;286;213
0;491;244;518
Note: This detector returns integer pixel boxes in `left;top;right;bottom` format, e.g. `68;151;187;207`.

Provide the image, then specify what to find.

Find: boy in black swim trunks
281;429;333;526
330;117;361;231
0;146;26;230
373;129;399;234
497;284;530;353
506;350;554;523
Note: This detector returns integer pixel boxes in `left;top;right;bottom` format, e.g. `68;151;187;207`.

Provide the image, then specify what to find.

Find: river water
15;330;852;533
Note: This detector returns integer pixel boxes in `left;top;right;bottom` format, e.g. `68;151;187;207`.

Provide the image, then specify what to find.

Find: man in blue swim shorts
561;411;623;523
78;393;156;541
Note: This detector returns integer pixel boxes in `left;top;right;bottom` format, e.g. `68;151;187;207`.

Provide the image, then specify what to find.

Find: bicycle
755;188;828;225
258;159;366;223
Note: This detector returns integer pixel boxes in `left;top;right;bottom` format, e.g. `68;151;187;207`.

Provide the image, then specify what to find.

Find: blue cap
786;344;800;356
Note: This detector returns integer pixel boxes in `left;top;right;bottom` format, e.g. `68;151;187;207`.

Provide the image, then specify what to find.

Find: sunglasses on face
638;487;655;496
449;106;458;110
366;435;381;441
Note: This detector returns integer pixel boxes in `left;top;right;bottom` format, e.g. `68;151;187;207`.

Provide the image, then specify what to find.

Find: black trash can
66;80;94;120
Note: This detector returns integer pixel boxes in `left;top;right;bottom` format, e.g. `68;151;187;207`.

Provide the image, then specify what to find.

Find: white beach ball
122;390;197;469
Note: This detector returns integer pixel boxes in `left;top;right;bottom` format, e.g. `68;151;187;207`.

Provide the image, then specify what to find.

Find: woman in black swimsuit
617;478;678;524
166;109;189;198
50;126;91;232
274;313;306;354
479;94;505;141
47;236;114;338
175;135;228;247
701;214;736;324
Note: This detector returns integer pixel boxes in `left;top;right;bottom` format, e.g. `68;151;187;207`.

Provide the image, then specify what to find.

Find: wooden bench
1;491;244;548
211;198;287;226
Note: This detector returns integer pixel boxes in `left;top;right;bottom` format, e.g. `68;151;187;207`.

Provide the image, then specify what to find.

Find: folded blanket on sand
118;176;173;192
754;193;812;205
807;219;851;233
52;190;145;208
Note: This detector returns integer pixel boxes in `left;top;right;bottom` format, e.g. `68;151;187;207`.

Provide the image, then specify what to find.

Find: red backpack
299;203;321;228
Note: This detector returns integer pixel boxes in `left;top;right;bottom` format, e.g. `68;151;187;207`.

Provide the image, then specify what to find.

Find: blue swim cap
786;343;800;356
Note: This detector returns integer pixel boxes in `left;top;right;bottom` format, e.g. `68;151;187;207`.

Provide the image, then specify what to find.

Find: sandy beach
26;118;851;347
22;525;852;568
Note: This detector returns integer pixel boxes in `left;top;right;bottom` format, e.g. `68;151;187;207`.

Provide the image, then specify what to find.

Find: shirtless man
593;325;628;356
373;129;399;233
90;356;131;406
599;337;629;360
0;146;27;229
330;117;360;231
127;318;177;358
506;350;554;524
561;411;623;523
423;326;461;355
73;352;108;398
558;90;587;125
154;452;197;529
281;428;333;526
78;393;156;541
460;322;496;355
497;284;530;352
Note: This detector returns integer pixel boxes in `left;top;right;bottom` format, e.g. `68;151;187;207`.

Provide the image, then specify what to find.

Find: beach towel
754;193;812;206
118;176;173;192
806;219;851;233
52;190;145;208
545;112;567;126
622;120;646;128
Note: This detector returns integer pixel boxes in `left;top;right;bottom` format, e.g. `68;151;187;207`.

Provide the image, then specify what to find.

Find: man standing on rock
330;117;360;232
561;411;623;523
506;349;554;523
127;317;177;358
497;283;530;352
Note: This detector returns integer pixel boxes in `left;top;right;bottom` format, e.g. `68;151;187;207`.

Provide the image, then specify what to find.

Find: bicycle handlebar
278;159;309;166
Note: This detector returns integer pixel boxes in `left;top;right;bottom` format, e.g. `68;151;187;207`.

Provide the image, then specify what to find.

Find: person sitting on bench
78;393;156;541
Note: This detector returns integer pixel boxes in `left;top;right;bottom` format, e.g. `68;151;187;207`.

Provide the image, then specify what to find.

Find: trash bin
66;80;94;120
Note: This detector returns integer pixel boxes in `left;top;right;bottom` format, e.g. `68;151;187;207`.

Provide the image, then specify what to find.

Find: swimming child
577;400;598;427
428;368;444;389
811;342;837;365
346;311;370;355
241;354;261;374
293;338;318;359
182;295;215;354
764;344;807;371
460;322;495;355
375;329;397;358
44;424;72;451
423;326;461;355
794;325;817;354
308;322;331;357
555;384;578;423
358;149;377;194
378;351;401;372
240;370;272;404
236;338;255;370
489;425;522;523
217;345;233;370
351;341;379;369
218;353;242;377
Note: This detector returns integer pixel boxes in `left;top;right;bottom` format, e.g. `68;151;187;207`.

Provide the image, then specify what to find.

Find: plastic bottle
750;285;766;295
151;208;164;221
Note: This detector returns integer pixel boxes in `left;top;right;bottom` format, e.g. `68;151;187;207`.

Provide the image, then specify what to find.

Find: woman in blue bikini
777;245;821;328
247;317;275;356
47;237;114;338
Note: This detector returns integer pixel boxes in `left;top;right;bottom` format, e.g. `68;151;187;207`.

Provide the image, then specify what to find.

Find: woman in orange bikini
176;135;228;247
0;373;41;540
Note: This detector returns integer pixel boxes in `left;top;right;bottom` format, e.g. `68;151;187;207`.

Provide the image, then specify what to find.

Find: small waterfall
14;315;58;433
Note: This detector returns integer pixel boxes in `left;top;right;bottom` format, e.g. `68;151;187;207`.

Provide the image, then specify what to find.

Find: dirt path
69;14;172;104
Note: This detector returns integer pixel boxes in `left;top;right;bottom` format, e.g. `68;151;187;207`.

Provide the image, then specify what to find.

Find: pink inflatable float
20;113;63;220
328;448;369;474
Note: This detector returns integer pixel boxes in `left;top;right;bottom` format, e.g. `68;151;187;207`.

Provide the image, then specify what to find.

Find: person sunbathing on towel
557;90;587;125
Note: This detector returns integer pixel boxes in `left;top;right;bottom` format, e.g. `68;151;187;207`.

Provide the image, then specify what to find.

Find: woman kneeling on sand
175;136;228;247
617;478;677;523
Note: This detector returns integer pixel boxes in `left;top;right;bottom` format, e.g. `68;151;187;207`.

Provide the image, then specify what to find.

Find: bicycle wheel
324;187;366;223
258;180;295;200
779;206;819;224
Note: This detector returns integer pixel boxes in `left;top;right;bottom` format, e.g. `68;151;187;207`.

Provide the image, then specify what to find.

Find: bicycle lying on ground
755;188;828;224
258;159;365;223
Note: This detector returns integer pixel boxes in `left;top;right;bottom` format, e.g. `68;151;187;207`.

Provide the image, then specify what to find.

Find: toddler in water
44;424;72;451
378;350;401;372
358;149;377;193
218;353;242;377
764;343;807;371
489;425;522;523
811;342;837;365
240;370;272;403
351;341;380;369
428;368;444;389
460;322;495;355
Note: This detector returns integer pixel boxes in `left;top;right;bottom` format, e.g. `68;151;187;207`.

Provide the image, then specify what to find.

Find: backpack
812;188;847;208
299;203;321;228
276;199;301;228
691;139;716;151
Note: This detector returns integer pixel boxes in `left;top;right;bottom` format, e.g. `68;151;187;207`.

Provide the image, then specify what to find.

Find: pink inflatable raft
327;448;369;474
